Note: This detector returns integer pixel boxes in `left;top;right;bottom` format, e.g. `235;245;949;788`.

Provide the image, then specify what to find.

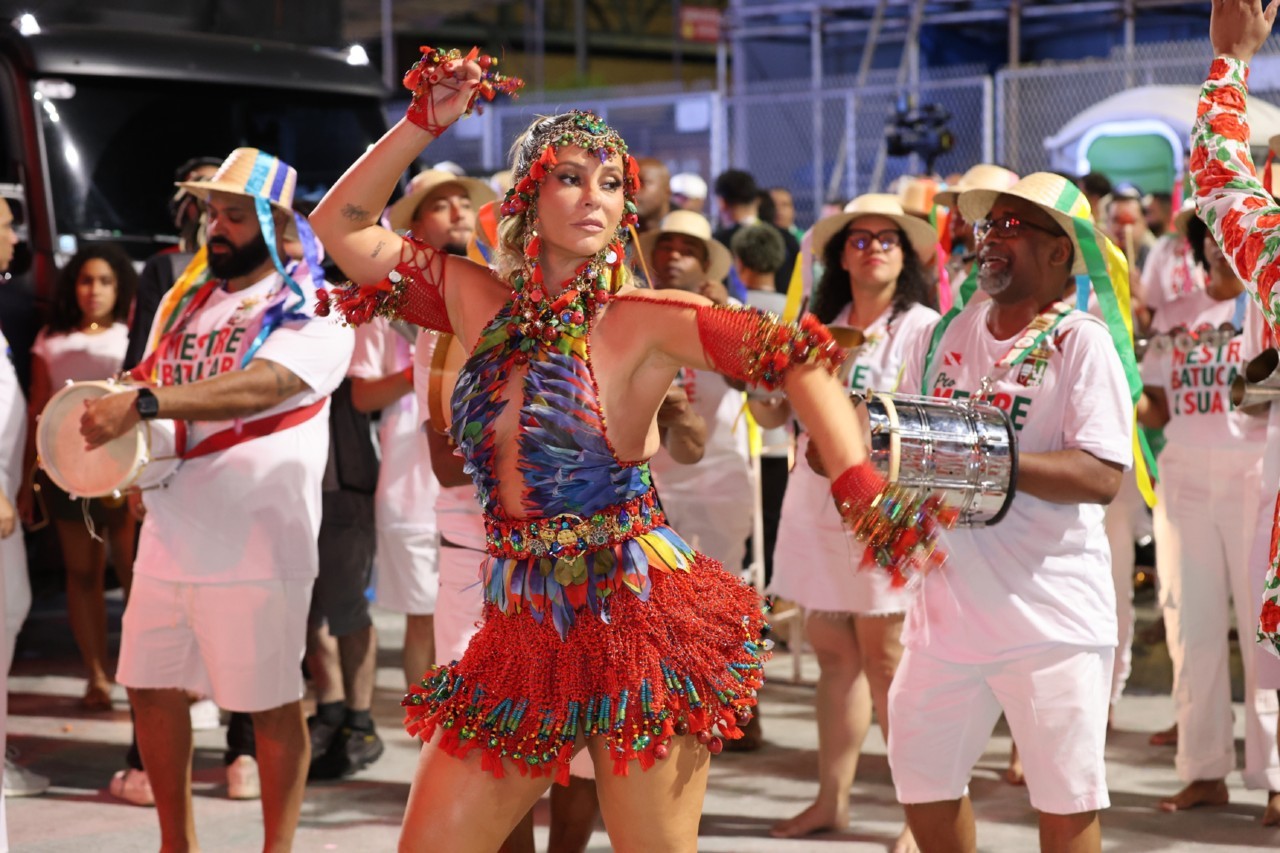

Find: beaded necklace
498;111;641;350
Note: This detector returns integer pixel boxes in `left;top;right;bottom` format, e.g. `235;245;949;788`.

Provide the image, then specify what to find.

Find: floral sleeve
316;235;452;333
1190;56;1280;330
1193;56;1280;661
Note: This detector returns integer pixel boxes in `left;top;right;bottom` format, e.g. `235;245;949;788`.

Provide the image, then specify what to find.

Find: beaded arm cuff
694;303;844;390
831;461;954;586
316;237;452;333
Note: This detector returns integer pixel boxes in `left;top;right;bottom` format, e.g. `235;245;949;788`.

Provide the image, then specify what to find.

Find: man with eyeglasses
891;173;1134;853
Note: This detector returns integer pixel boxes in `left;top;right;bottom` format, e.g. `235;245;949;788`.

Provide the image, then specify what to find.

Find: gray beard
977;265;1013;297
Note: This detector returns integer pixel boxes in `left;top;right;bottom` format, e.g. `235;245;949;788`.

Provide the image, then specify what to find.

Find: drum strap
175;398;327;461
920;299;1073;394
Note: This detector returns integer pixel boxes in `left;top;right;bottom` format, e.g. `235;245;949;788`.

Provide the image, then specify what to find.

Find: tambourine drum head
428;334;467;432
37;381;143;498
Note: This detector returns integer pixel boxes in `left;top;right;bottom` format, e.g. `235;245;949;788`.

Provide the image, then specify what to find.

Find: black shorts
309;490;376;636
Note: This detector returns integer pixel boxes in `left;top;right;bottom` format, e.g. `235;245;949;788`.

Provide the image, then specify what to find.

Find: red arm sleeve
317;235;452;333
693;303;844;390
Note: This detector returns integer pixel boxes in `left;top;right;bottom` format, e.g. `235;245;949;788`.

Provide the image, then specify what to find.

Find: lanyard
922;299;1073;396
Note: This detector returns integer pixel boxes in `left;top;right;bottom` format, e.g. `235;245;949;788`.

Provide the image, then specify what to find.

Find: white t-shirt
31;323;129;388
1141;296;1263;447
0;331;23;499
348;319;439;533
770;301;939;613
649;368;753;566
1142;234;1219;334
413;329;487;551
135;272;354;583
899;301;1133;662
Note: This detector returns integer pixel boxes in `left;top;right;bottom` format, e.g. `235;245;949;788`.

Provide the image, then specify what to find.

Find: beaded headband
500;110;641;228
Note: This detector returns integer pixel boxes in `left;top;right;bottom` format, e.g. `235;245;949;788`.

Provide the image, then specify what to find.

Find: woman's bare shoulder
611;286;711;310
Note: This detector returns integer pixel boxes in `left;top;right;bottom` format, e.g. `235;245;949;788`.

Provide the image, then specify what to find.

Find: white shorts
433;543;486;666
374;527;440;615
117;574;312;713
888;644;1113;815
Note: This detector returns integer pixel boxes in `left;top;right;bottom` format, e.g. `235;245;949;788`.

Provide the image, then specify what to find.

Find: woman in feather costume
311;49;942;852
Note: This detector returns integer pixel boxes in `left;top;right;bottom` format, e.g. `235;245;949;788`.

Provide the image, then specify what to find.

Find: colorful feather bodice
450;300;695;637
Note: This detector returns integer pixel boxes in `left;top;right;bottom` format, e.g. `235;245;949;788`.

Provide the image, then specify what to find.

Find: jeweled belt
484;491;665;560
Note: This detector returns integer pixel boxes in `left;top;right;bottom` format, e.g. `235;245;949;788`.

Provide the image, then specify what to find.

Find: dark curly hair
49;243;138;333
809;219;935;325
1185;213;1212;271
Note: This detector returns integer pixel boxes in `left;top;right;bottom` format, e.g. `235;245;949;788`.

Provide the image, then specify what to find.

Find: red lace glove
831;461;954;586
403;46;524;137
316;236;453;333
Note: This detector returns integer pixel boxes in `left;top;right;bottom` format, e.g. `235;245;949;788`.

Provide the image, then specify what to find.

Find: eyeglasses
846;229;903;252
973;214;1062;242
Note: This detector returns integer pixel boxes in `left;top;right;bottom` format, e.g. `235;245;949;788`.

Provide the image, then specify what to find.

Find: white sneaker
226;755;260;800
3;755;49;797
107;768;154;807
189;699;221;731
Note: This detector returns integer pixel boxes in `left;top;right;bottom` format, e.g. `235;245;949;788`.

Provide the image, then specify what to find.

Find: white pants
1251;440;1280;689
0;529;20;852
1104;475;1145;707
1157;442;1280;789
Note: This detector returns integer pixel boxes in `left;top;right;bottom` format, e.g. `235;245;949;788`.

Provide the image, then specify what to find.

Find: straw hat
176;147;296;212
958;172;1100;275
895;176;940;218
810;194;938;261
639;210;733;283
1172;197;1199;235
935;164;1020;209
387;170;498;233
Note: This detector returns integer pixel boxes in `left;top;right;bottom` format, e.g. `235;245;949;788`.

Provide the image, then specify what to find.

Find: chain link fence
725;70;992;228
393;87;723;201
395;34;1280;231
997;36;1280;183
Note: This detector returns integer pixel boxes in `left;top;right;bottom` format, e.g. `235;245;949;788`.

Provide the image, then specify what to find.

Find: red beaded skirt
402;554;770;784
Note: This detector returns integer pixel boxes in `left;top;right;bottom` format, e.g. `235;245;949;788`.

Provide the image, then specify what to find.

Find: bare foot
1149;723;1177;747
1005;750;1025;786
769;802;848;838
81;680;113;712
1263;790;1280;825
892;823;920;853
1159;779;1229;812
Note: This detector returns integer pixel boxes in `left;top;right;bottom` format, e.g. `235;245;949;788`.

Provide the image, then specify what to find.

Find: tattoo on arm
371;240;386;259
340;203;373;222
265;361;305;401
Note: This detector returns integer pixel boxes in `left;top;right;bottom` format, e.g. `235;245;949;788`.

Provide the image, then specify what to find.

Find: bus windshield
36;74;385;259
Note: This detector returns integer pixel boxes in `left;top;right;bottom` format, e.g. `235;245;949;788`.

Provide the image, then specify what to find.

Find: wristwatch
134;387;160;420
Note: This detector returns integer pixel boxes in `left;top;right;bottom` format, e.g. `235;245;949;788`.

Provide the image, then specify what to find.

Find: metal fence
393;34;1280;233
725;73;993;227
996;37;1280;179
398;87;724;201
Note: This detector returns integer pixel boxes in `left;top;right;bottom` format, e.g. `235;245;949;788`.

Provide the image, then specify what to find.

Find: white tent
1044;85;1280;176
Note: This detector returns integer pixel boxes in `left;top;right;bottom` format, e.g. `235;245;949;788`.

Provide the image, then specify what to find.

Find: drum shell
861;392;1017;527
37;380;180;498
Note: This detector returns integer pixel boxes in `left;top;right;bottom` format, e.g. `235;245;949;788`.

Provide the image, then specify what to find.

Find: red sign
680;7;722;43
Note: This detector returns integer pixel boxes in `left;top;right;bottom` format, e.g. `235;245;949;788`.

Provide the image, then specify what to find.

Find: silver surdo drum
857;391;1017;527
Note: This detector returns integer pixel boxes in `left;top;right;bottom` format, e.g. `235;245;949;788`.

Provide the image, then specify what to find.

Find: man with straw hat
935;164;1020;310
77;147;354;851
1190;0;1280;824
387;168;497;254
892;172;1137;852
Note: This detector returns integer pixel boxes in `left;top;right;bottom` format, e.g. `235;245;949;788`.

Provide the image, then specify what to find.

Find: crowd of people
2;3;1280;850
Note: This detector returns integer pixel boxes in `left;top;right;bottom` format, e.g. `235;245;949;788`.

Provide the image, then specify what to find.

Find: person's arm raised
1191;0;1280;328
312;60;481;283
